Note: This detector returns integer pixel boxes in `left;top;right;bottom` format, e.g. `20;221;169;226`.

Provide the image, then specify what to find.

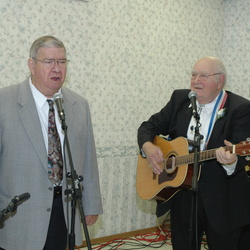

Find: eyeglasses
191;72;222;81
33;58;70;68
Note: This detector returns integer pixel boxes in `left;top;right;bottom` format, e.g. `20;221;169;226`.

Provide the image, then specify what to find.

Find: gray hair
29;35;66;58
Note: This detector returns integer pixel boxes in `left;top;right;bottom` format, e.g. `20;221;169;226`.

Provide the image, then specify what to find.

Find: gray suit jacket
0;79;103;249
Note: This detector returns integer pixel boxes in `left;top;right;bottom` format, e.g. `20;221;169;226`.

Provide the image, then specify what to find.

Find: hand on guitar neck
216;139;237;165
142;141;164;175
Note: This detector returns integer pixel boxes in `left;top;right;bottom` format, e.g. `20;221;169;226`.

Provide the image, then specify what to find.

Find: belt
54;186;62;198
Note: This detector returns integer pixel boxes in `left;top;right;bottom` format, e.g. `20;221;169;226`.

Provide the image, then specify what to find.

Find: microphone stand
0;202;17;222
60;118;92;250
188;111;203;250
192;111;202;191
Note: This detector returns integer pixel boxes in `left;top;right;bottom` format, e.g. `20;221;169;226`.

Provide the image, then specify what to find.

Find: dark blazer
0;79;103;249
138;89;250;234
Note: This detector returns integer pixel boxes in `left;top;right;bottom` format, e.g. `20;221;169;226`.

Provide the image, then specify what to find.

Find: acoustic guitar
136;136;250;203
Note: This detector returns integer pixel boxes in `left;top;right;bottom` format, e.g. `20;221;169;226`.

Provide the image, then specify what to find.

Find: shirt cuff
141;149;146;158
222;159;237;175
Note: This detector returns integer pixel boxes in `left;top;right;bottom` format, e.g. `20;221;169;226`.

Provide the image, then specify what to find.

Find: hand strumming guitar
142;141;164;175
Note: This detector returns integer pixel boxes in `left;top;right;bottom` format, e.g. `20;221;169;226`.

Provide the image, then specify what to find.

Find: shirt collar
29;77;61;108
198;93;221;115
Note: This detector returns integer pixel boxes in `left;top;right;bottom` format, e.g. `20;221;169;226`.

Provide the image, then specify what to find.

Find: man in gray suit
0;35;103;249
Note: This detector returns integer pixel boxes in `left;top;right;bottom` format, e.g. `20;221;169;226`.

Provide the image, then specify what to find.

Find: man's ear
28;58;35;75
218;74;225;89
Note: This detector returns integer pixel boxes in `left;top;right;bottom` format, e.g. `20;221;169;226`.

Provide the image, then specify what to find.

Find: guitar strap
204;90;228;149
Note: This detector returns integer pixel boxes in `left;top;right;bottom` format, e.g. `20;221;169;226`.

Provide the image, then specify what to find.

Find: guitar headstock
235;139;250;156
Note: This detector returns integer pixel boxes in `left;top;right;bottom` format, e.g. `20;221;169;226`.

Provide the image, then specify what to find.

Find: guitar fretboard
173;145;233;166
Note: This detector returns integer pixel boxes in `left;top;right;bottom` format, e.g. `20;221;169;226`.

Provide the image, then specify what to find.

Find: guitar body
136;136;250;203
136;136;194;202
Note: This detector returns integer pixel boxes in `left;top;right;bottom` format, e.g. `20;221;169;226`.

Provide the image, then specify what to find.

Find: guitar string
163;145;235;167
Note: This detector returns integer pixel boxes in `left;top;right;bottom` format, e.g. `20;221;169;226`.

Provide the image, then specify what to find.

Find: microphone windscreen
53;92;63;101
188;91;197;99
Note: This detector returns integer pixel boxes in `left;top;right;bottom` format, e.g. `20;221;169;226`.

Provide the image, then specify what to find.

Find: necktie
47;99;63;186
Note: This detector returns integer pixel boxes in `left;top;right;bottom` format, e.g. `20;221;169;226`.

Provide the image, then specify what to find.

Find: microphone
7;193;31;213
12;193;30;203
53;93;65;121
188;91;198;117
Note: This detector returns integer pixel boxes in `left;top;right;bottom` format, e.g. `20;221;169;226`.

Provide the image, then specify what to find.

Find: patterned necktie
47;99;63;186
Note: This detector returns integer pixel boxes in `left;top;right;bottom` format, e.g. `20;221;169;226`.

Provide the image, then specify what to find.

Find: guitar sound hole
165;155;176;174
159;155;178;185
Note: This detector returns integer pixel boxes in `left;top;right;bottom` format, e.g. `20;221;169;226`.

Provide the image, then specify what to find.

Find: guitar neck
176;145;234;166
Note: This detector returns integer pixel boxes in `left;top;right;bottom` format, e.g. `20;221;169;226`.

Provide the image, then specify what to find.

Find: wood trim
78;226;159;248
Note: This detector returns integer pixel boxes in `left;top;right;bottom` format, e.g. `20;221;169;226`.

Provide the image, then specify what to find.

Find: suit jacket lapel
18;80;47;169
177;105;193;137
17;82;79;174
61;89;78;153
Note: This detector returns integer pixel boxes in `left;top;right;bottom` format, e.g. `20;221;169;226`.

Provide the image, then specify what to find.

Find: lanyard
204;90;227;149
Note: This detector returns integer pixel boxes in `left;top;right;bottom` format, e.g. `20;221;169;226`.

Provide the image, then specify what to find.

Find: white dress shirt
187;97;236;175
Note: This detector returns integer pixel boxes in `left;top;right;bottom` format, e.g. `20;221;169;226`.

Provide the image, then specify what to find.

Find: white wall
0;0;249;240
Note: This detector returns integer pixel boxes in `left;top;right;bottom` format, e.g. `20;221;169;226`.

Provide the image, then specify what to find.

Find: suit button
47;208;51;212
48;187;53;191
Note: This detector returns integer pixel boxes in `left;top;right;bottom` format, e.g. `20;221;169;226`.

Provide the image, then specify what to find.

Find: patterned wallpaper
223;0;250;97
0;0;249;241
